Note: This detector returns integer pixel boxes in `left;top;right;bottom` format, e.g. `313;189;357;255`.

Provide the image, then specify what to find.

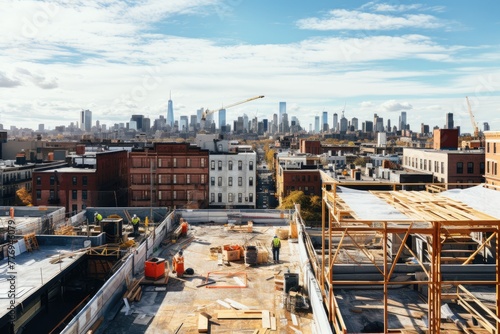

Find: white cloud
379;100;413;112
0;71;22;88
296;9;444;31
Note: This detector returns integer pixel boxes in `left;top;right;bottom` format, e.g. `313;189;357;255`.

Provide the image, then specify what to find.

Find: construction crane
200;95;264;125
465;96;479;138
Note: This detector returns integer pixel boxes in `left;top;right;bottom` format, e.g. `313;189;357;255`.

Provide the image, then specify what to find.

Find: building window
173;158;177;167
238;160;242;170
50;176;55;185
495;143;497;154
249;161;254;171
441;162;444;174
487;161;490;174
71;204;77;214
187;158;191;167
36;176;41;185
186;174;190;184
72;190;77;200
211;160;215;170
218;161;222;171
238;177;242;186
36;189;41;200
457;162;463;174
423;159;427;170
480;162;485;174
49;190;54;199
218;177;222;186
201;158;206;167
211;177;215;186
72;176;77;185
467;162;474;174
228;161;233;170
173;175;177;184
210;193;215;203
249;177;253;186
82;176;88;186
218;193;222;202
173;191;177;199
487;143;490;153
238;193;242;203
82;190;88;200
228;177;233;186
201;175;205;184
249;193;253;202
228;193;233;202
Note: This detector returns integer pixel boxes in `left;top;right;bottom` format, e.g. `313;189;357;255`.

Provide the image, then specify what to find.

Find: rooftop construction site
1;179;500;333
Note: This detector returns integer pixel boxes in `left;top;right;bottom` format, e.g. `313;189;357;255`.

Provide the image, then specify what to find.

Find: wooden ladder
24;233;39;252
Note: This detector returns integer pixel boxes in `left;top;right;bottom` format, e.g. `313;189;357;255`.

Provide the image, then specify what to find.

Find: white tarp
337;187;408;220
440;185;500;219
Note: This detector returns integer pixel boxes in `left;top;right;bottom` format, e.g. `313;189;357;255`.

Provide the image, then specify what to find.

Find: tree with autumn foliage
15;187;33;206
278;190;321;225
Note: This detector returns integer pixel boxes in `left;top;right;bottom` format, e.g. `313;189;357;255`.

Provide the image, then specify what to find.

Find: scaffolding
315;179;500;333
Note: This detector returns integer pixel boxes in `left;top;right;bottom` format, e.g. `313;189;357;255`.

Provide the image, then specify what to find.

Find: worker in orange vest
172;250;185;277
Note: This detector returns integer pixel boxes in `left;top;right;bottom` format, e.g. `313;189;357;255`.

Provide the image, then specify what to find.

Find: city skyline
1;1;500;132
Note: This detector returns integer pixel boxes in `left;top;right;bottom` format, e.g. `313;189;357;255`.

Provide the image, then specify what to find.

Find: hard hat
274;235;278;238
133;214;137;218
178;250;183;256
94;212;98;216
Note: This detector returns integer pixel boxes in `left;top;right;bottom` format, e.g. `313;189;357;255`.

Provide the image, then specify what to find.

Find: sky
1;0;500;133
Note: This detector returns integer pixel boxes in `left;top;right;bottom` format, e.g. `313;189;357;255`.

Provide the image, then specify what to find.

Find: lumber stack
124;278;143;302
54;225;75;235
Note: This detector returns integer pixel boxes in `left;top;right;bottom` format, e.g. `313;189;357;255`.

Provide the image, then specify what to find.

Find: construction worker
94;212;103;224
172;250;185;277
271;235;281;264
131;214;140;236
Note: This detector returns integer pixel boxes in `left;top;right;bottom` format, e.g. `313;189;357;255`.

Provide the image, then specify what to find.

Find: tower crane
200;95;264;128
465;96;479;138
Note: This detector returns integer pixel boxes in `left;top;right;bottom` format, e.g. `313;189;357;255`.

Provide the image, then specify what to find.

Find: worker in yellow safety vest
271;235;281;264
94;212;103;224
131;214;140;236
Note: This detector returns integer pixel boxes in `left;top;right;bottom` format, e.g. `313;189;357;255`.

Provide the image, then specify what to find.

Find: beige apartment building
484;131;500;187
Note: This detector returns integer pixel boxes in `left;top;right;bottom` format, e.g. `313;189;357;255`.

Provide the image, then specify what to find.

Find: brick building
484;131;500;187
128;143;209;209
32;150;128;214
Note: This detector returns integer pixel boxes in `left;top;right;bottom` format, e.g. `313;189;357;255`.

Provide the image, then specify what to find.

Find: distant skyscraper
80;109;92;132
282;113;289;133
333;113;338;132
197;108;203;125
340;112;348;132
272;113;278;134
351;117;358;131
399;111;407;131
167;92;174;128
131;115;144;131
218;108;227;132
484;122;490;131
445;113;454;129
314;116;320;133
322;111;329;132
263;119;268;132
279;102;286;131
180;115;188;132
38;124;44;132
363;121;373;133
243;114;249;131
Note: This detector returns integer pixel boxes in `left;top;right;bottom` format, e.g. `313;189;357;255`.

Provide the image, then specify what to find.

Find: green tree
15;187;32;206
279;191;321;225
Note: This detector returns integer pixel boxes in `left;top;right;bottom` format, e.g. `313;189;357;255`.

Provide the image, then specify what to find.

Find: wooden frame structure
315;180;500;333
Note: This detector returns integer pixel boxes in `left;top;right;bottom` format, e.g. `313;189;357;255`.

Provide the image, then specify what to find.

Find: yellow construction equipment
200;95;264;128
465;96;479;138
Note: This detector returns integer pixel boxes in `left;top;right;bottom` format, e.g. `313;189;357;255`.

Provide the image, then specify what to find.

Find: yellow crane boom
465;96;479;138
201;95;264;121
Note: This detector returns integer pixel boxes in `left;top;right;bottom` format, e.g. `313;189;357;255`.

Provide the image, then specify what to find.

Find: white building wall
403;148;447;183
209;151;257;208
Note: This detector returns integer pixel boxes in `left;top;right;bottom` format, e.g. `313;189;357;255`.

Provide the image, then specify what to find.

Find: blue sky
1;0;500;133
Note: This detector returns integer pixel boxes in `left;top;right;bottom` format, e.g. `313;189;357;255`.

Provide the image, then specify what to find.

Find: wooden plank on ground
216;310;265;319
216;299;232;309
262;310;271;328
270;316;276;331
291;313;298;326
224;298;250;310
198;314;209;333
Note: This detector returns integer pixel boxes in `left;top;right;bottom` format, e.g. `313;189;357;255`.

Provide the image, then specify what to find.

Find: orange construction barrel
145;257;165;280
